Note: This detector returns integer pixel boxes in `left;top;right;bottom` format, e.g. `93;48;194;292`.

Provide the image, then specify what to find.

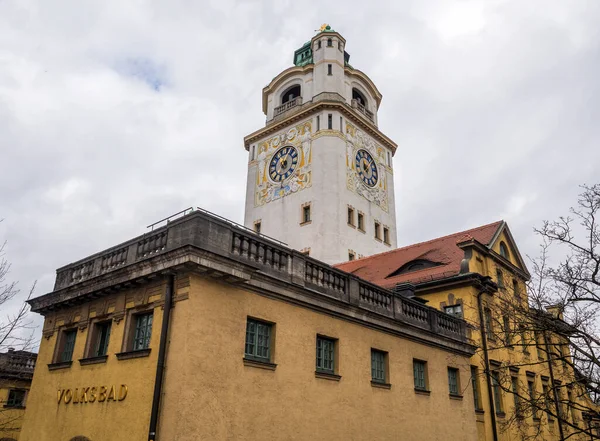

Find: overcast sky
1;0;599;346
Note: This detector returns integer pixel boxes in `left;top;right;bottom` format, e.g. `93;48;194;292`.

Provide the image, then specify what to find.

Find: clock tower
243;25;397;264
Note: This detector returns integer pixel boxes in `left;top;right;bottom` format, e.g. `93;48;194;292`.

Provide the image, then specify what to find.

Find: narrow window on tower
340;116;343;132
347;206;355;227
317;40;322;50
383;227;390;245
327;38;332;47
374;221;381;240
357;212;365;232
387;151;391;166
301;203;311;225
251;145;255;161
316;115;320;131
327;64;332;75
327;114;332;129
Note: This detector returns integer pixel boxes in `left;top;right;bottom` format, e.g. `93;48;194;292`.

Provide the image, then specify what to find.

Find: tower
243;25;397;264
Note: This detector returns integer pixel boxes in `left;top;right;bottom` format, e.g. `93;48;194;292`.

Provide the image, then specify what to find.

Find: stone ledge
315;371;342;381
371;381;391;390
243;358;277;371
414;388;431;396
449;393;463;400
116;349;151;360
47;361;72;371
79;355;108;366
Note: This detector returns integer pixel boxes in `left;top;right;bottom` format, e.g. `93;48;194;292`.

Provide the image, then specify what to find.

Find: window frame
5;389;26;408
371;349;388;385
131;311;154;352
374;221;381;240
383;227;390;245
301;204;311;224
471;366;483;410
59;328;78;363
413;359;428;391
447;367;460;396
357;212;365;232
327;64;332;76
491;371;504;415
244;318;274;363
347;206;355;226
444;304;463;319
315;335;336;374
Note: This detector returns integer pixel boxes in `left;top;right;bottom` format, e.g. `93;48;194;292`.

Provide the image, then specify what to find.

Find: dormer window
386;259;443;278
352;88;368;109
499;241;510;260
281;85;301;105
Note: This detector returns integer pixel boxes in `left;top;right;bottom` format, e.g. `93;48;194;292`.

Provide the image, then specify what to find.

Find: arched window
281;85;301;105
327;38;333;47
499;242;510;260
352;88;368;109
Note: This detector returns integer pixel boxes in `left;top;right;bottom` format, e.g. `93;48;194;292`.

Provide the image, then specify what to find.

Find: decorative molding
116;349;151;361
243;358;277;371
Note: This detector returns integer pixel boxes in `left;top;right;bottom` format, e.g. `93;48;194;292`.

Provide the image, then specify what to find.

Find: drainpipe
148;272;175;441
543;332;565;441
477;284;499;441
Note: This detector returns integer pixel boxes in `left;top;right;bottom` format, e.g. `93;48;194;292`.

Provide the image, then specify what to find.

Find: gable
488;223;529;275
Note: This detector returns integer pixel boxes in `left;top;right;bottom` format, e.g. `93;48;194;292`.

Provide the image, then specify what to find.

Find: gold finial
320;23;329;31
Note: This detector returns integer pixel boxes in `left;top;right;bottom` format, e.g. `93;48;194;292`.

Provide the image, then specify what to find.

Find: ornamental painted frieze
255;121;312;207
345;122;389;212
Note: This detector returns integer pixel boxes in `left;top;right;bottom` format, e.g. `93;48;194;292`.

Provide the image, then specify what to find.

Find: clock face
269;146;299;183
355;149;378;187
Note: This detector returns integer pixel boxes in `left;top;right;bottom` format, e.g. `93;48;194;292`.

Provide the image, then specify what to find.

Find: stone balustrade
273;96;303;117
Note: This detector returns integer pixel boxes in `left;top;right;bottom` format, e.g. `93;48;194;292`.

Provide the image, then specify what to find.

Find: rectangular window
374;221;381;240
316;115;320;131
357;213;364;231
387;151;391;166
251;145;255;160
413;359;427;390
327;39;332;47
444;304;463;319
94;321;111;357
347;207;355;226
528;379;539;419
302;205;311;223
61;329;77;362
513;279;521;299
496;269;505;289
484;307;493;340
371;349;386;383
327;64;332;75
542;383;553;421
327;113;332;129
6;389;26;408
317;40;322;49
448;367;460;395
340;116;343;131
471;366;482;410
567;389;574;421
511;376;521;416
491;371;504;414
316;336;335;373
503;316;512;346
383;227;390;244
245;318;272;362
133;312;153;351
348;251;355;261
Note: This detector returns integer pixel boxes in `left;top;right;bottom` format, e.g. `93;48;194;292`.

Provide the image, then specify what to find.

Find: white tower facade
243;26;397;264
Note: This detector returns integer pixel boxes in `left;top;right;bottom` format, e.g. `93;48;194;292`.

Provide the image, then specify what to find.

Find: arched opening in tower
281;85;301;104
352;88;368;109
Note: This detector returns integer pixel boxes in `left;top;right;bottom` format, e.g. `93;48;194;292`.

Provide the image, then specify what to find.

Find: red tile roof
334;221;503;289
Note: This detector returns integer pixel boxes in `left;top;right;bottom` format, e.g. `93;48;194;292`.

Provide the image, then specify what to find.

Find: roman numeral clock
243;25;398;264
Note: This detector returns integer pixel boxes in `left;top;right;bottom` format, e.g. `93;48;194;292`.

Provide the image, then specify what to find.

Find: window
499;241;510;259
491;371;504;414
327;64;332;75
413;359;427;391
348;251;355;261
254;221;261;234
374;221;381;240
387;151;391;166
244;318;272;362
327;38;332;47
471;366;482;410
371;349;387;383
339;116;343;131
316;115;320;131
535;331;544;359
484;307;494;339
251;145;255;160
316;336;335;373
132;312;153;351
503;316;512;346
513;279;521;299
317;40;321;49
528;379;539;419
6;389;26;408
327;113;332;129
281;85;301;105
93;321;111;357
302;204;311;224
542;383;553;421
383;227;390;245
567;389;574;421
347;206;355;226
444;304;463;319
357;212;365;231
448;368;460;395
352;88;368;108
496;269;505;289
60;329;77;362
511;376;521;416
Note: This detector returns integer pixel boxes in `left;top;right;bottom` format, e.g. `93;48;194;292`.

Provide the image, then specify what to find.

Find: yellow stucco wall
0;378;31;441
19;283;167;441
157;274;478;441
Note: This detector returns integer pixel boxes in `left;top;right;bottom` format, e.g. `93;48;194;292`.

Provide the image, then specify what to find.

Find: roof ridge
335;220;503;267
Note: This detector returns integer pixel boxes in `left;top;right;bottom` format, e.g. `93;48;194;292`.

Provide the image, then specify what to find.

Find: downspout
543;332;566;441
148;272;175;441
477;288;499;441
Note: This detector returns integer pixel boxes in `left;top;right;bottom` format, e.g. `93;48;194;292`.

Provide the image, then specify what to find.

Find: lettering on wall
57;384;128;405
